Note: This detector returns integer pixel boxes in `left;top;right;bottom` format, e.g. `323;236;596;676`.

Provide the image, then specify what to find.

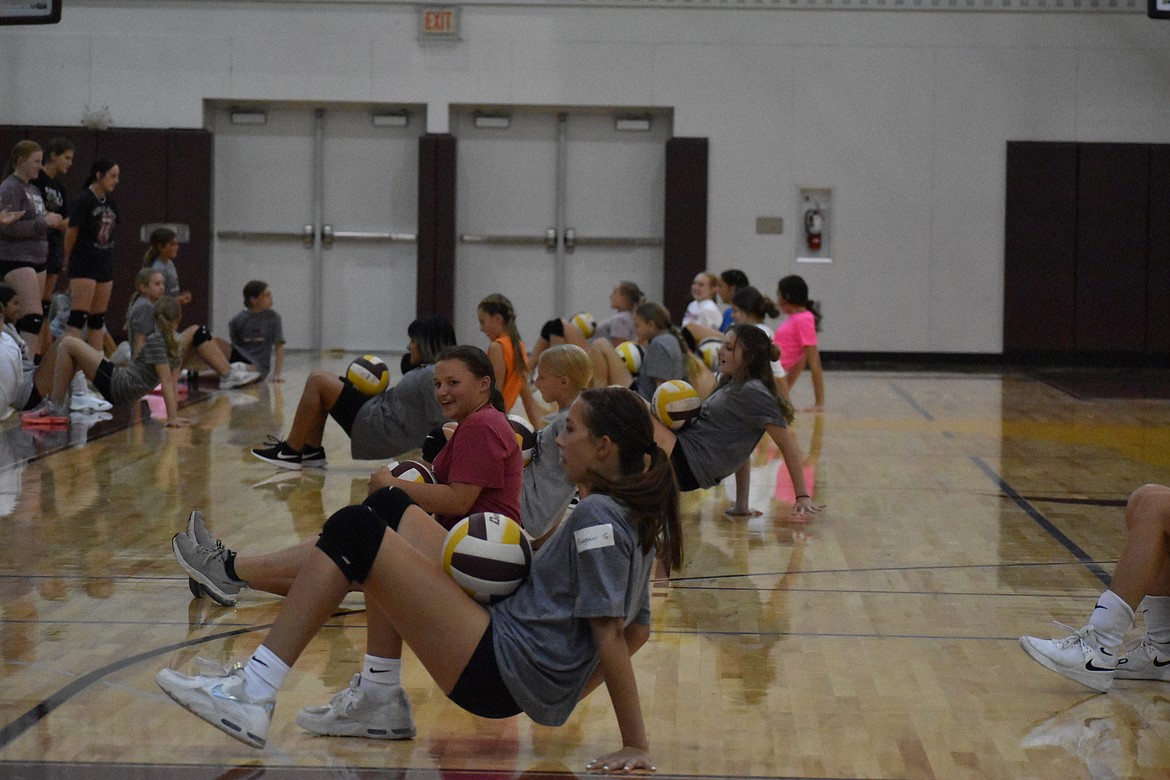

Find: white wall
2;1;1168;353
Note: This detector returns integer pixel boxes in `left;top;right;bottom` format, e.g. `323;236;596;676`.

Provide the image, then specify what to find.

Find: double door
210;105;421;352
452;110;670;346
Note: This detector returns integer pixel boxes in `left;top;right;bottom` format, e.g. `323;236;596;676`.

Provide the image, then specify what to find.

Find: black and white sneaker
300;445;327;469
251;437;306;470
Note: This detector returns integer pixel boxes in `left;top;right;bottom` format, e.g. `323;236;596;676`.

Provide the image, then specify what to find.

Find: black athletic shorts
670;445;701;492
92;359;115;400
0;260;44;277
68;253;115;283
447;622;522;719
327;378;367;436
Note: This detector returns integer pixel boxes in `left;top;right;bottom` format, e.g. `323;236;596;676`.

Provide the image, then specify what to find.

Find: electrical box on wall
797;187;831;264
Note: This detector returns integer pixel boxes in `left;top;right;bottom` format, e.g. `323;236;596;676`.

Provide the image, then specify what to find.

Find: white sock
1138;595;1170;645
1088;589;1134;649
71;370;87;395
358;654;401;702
241;644;290;701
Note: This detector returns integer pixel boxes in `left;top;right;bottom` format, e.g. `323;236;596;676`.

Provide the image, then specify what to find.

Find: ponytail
152;296;182;360
778;275;822;332
478;293;527;375
577;387;683;572
143;227;177;268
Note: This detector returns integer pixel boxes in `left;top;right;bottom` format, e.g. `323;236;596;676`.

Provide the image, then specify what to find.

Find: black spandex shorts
327;378;367;436
447;622;522;719
0;260;44;277
92;359;115;400
670;445;701;492
68;253;114;283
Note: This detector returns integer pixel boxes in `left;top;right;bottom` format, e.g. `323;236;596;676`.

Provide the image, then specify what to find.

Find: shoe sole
300;459;328;469
295;713;415;739
155;670;267;749
251;450;303;470
172;535;239;607
1018;637;1114;692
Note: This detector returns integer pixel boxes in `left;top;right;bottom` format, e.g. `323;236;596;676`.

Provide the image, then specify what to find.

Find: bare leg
66;277;95;341
285;372;344;450
86;282;113;351
588;339;633;389
1108;484;1170;607
231;537;317;596
49;336;104;404
5;267;45;351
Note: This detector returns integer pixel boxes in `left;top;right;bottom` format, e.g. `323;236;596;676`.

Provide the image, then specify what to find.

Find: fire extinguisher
803;199;823;252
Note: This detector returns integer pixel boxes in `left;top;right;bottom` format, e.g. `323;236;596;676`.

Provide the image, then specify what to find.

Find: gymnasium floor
2;352;1169;779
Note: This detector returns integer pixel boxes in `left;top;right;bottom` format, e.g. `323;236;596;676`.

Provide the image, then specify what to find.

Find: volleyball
385;458;435;484
346;355;389;395
652;379;701;430
615;341;644;375
507;414;536;467
570;311;596;338
442;512;532;604
698;337;722;371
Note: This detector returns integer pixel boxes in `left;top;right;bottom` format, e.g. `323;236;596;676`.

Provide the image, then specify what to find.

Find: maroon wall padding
1003;141;1079;353
1075;143;1149;352
0;126;212;339
1146;146;1170;354
166;130;213;330
417;134;456;322
663;137;708;324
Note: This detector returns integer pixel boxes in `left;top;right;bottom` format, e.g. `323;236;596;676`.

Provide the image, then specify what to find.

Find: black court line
971;456;1112;586
0;608;359;752
667;559;1116;584
1019;495;1129;508
887;381;935;421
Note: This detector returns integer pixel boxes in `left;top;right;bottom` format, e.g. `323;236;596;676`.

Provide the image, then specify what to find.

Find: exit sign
419;6;460;40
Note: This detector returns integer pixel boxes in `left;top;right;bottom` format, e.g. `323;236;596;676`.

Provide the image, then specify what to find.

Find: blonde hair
478;293;527;375
538;344;593;392
153;296;182;360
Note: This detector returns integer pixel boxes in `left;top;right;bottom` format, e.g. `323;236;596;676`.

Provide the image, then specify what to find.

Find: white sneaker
1019;623;1119;692
70;389;113;412
296;674;416;739
1115;636;1170;681
220;364;262;389
155;664;274;749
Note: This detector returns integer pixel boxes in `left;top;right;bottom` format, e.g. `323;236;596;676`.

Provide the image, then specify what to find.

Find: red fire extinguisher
804;199;823;252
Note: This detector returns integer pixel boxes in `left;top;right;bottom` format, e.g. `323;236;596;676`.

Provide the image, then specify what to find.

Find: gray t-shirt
125;296;155;345
492;492;654;726
108;330;180;404
228;308;283;377
519;409;576;539
350;363;446;460
150;259;182;299
593;310;635;343
632;332;685;401
675;378;788;489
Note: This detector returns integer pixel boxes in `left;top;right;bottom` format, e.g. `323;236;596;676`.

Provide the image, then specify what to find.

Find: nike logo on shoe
1085;660;1116;672
1153;657;1170;668
275;451;299;460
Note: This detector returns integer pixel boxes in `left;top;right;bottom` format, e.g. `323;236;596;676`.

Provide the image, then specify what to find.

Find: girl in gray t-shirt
155;387;681;773
654;324;821;520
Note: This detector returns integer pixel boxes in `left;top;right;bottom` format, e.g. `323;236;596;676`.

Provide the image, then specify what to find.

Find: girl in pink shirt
774;275;824;412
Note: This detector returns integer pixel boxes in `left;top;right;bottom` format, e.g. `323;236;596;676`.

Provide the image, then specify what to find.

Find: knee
191;324;213;349
540;318;565;341
86;312;106;332
362;486;418;531
315;505;388;583
67;310;89;330
1127;484;1170;529
15;313;44;334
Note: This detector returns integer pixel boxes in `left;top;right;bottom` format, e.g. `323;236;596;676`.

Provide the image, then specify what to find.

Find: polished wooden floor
3;353;1170;779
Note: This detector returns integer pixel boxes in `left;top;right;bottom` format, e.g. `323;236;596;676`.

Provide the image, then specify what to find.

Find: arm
520;381;542;424
270;342;284;382
63;225;79;269
368;468;483;517
154;363;190;427
487;341;507;388
804;345;824;411
783;357;806;392
131;332;146;359
585;617;654;773
728;460;757;516
765;423;818;517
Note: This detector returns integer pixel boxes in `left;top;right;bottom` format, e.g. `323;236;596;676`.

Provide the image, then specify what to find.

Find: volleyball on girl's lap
346;355;390;395
386;459;435;484
570;312;596;338
442;512;532;604
507;414;536;467
616;341;644;375
653;379;701;430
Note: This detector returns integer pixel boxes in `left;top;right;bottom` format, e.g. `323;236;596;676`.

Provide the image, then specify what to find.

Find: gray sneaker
1115;636;1170;681
172;532;242;607
296;674;416;739
184;511;218;598
156;663;273;749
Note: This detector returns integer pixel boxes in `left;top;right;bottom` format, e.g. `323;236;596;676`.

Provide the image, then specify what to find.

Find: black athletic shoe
251;437;305;470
